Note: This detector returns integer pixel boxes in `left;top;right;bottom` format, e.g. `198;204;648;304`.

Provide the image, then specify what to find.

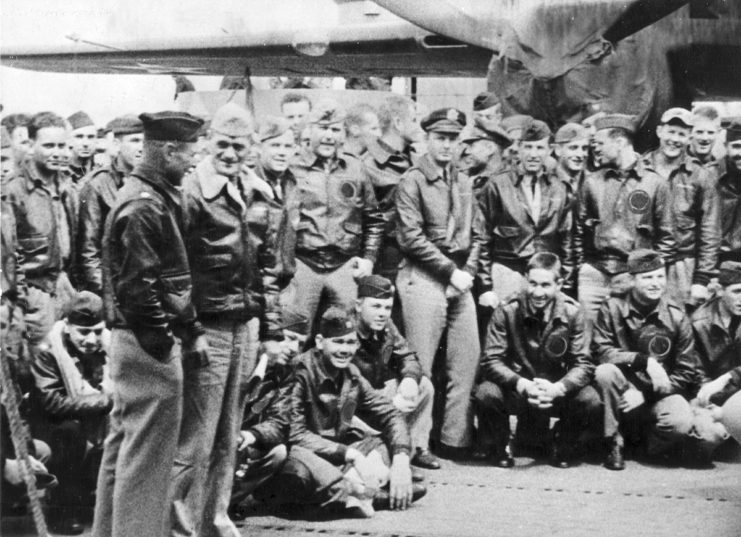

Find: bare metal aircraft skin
3;0;741;133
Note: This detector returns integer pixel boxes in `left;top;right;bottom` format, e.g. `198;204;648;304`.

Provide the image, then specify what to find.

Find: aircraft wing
0;0;491;76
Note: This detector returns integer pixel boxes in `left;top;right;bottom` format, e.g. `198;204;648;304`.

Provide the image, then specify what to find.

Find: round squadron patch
648;335;672;358
628;189;650;214
545;334;568;358
340;181;356;199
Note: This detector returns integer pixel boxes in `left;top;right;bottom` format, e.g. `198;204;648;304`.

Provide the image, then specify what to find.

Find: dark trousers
35;419;102;513
229;444;287;509
473;380;603;452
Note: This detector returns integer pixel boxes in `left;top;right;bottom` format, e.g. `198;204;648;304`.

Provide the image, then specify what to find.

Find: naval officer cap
627;249;665;275
660;107;693;128
555;123;589;144
594;114;636;134
139;111;204;142
501;114;533;135
461;124;512;148
421;108;466;134
106;114;143;136
357;275;394;300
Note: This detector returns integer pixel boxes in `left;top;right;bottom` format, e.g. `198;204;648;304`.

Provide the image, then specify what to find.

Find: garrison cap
660;107;693;128
594;114;636;134
65;291;104;327
106;114;143;136
139;111;204;142
421;108;466;134
724;117;741;143
258;116;292;142
501;114;533;135
627;249;665;275
473;92;501;112
211;103;253;137
1;126;10;149
555;123;589;144
719;261;741;286
67;111;95;131
309;100;346;125
581;111;606;129
319;307;356;339
461;124;512;148
520;119;552;142
357;275;394;299
280;309;309;335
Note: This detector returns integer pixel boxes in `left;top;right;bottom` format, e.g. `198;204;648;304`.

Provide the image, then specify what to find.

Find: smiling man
283;100;384;335
476;119;575;309
474;252;601;469
77;115;143;295
289;307;424;515
642;108;720;310
689;106;722;170
4;111;77;345
553;123;590;205
592;249;702;469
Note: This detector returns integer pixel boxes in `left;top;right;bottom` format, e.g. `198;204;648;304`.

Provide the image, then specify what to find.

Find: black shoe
550;442;571;469
411;466;425;483
471;447;492;461
372;483;427;510
494;442;515;468
228;503;250;521
604;434;625;471
412;448;441;469
48;515;84;535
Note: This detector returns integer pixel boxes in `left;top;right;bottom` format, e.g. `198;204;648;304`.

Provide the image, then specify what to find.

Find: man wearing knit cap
459;123;511;194
31;291;112;534
476;118;575;311
3;111;77;346
472;91;503;131
553;122;590;202
396;107;480;459
577;114;675;337
290;306;424;515
353;275;438;470
172;102;277;537
283;99;384;335
642;107;720;310
227;309;309;520
688;261;741;457
717;117;741;264
363;95;423;288
65;111;97;184
94;110;205;537
592;249;701;470
77;114;144;295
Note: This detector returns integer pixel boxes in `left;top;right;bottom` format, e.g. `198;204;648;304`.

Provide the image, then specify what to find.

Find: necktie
445;168;462;250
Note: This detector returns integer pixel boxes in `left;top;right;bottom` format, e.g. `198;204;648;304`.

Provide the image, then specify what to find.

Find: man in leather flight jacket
95;111;206;537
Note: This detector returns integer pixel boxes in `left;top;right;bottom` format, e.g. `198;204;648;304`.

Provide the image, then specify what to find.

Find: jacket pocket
161;272;192;314
203;253;232;269
342;221;362;235
675;215;696;231
494;225;520;238
19;234;49;256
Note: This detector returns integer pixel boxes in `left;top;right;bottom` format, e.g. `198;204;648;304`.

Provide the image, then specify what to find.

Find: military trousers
594;364;694;456
229;444;288;510
578;264;633;341
169;317;259;537
718;391;741;444
473;380;603;452
397;262;479;448
92;329;183;537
